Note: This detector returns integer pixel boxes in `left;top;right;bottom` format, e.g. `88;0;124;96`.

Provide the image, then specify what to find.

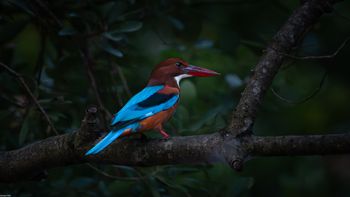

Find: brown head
147;58;219;87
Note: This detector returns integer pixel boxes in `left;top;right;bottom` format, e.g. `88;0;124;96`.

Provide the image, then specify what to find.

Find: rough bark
1;108;349;182
249;134;350;156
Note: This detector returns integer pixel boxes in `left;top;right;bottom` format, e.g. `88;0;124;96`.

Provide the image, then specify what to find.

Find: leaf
112;21;143;33
58;26;76;36
100;43;124;58
195;39;214;49
103;32;124;42
225;74;243;88
167;16;185;31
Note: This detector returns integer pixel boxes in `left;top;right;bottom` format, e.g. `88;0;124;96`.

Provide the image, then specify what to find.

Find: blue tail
85;128;125;155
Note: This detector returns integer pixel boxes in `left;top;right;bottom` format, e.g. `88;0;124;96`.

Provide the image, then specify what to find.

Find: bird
85;58;219;155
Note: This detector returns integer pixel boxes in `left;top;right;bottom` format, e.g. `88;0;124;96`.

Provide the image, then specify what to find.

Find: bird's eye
175;62;182;68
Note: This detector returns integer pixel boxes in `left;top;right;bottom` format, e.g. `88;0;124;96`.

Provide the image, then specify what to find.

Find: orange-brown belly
139;106;176;131
119;107;176;138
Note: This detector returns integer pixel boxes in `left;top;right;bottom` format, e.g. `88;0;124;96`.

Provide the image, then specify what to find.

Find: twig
271;71;328;104
0;94;25;108
109;63;124;108
80;45;112;122
271;37;350;60
0;62;58;135
115;64;132;98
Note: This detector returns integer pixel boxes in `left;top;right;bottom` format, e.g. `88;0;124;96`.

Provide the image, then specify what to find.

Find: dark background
1;0;350;196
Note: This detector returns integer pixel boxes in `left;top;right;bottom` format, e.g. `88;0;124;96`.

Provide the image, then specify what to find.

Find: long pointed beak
183;65;220;77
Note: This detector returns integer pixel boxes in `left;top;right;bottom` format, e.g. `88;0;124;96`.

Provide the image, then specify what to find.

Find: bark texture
1;109;348;182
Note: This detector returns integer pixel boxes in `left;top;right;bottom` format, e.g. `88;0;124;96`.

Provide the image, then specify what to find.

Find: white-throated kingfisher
85;58;219;155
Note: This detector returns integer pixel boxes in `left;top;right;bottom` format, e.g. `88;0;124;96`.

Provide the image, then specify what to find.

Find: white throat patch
174;74;191;86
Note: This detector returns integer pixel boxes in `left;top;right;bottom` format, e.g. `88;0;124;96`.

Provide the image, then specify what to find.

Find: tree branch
249;134;350;156
226;0;337;137
1;107;349;182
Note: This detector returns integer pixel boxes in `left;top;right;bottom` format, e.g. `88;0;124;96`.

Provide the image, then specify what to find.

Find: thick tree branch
1;108;349;182
0;108;221;182
226;0;337;136
249;134;350;156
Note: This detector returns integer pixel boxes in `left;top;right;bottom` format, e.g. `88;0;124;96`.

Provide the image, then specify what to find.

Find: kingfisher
85;58;219;155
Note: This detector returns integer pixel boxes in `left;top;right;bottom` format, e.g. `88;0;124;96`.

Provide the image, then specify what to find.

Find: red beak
183;65;220;77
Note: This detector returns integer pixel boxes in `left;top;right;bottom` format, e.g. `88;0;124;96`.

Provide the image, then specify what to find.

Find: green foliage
1;0;350;196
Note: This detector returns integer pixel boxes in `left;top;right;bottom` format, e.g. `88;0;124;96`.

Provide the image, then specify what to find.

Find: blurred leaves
112;21;143;33
103;32;124;42
1;0;350;196
100;42;124;58
58;26;76;36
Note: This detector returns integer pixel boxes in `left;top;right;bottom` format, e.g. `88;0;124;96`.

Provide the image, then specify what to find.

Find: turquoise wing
111;85;179;125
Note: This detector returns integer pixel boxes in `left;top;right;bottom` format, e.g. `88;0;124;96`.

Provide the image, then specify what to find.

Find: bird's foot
159;129;170;139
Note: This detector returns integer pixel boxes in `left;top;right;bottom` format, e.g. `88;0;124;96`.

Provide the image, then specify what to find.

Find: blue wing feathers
111;85;164;125
86;85;179;155
124;95;179;120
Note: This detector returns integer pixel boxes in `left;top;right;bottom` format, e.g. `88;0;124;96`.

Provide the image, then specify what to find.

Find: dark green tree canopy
1;0;350;196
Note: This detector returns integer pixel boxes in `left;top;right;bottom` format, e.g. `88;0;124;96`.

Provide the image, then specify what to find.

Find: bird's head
148;58;219;86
